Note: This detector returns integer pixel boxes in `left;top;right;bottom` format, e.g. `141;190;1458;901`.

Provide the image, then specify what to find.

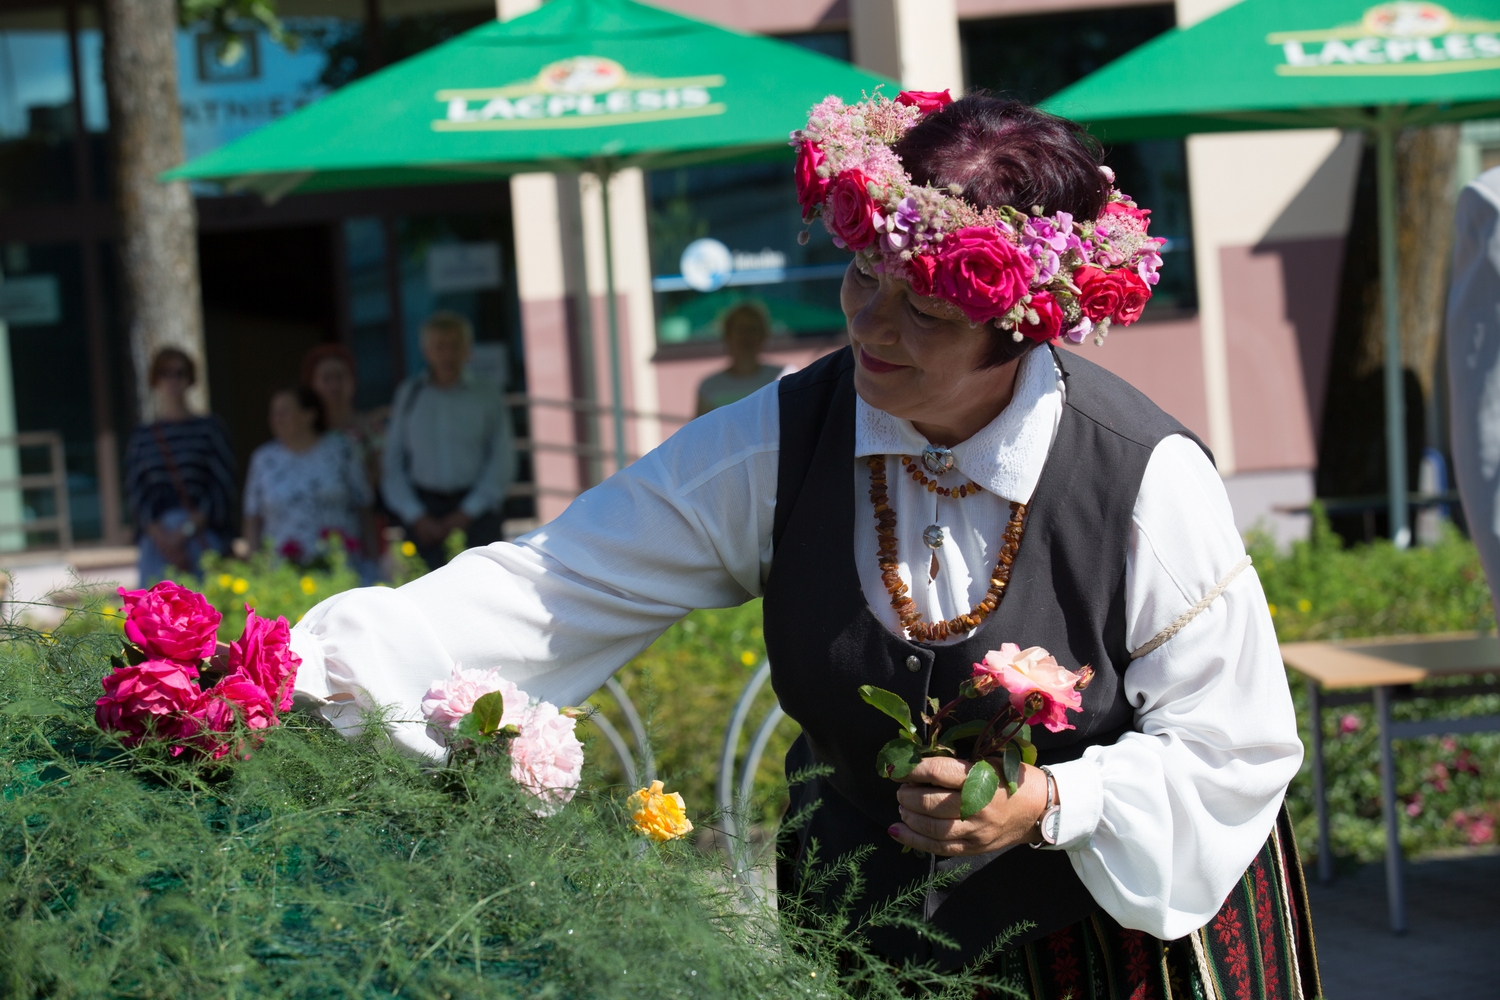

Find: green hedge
1251;511;1500;865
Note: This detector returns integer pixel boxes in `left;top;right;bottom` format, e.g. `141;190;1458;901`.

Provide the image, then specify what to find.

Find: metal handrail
717;659;791;891
0;431;70;551
587;677;655;790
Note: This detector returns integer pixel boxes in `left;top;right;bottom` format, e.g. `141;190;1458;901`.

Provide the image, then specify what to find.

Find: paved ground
1307;849;1500;998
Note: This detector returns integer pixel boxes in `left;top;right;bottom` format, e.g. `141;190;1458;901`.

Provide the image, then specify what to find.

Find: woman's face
312;358;355;412
840;257;1023;442
269;392;316;444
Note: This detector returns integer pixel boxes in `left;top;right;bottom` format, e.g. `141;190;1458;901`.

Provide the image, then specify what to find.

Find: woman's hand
889;757;1050;856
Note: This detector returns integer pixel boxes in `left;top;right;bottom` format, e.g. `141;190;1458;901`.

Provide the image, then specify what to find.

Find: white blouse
290;347;1301;942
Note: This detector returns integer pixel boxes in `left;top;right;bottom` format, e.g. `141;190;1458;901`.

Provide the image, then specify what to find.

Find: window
961;6;1197;317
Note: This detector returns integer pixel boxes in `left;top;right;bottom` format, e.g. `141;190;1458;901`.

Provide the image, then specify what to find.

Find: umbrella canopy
1040;0;1500;561
167;0;893;198
1040;0;1500;140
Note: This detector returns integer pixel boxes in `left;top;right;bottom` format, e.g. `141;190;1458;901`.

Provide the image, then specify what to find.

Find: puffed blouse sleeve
289;384;782;757
1044;434;1304;941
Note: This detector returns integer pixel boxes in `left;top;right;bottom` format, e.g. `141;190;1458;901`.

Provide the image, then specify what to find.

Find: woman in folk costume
287;92;1320;999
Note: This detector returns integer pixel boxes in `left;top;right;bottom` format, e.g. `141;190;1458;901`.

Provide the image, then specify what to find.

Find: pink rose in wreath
94;660;205;748
825;170;880;250
895;89;953;114
1018;291;1065;344
971;643;1089;733
1111;269;1151;326
117;581;220;665
795;140;831;219
1074;265;1122;323
925;227;1035;324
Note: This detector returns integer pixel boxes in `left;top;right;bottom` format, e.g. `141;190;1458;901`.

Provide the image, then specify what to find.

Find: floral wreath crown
792;90;1164;346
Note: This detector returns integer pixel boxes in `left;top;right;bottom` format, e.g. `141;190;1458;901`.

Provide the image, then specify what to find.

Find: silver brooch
922;524;945;550
921;444;955;476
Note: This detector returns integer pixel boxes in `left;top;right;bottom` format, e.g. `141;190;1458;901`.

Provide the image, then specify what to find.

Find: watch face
1042;808;1062;844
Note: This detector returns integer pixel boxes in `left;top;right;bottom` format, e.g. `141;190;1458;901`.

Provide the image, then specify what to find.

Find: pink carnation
971;643;1086;733
917;227;1034;324
95;660;205;748
421;664;523;733
117;581;220;665
227;610;300;712
510;701;585;815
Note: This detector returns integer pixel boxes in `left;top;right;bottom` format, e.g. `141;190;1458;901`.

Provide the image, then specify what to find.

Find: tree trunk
102;0;207;419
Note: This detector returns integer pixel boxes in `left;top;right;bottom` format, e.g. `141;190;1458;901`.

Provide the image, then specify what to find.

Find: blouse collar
853;346;1064;505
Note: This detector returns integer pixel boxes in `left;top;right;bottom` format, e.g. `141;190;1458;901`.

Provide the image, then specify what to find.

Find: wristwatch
1032;766;1062;848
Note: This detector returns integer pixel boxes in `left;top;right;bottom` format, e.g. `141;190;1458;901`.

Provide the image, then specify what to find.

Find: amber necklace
868;454;1029;643
901;455;982;498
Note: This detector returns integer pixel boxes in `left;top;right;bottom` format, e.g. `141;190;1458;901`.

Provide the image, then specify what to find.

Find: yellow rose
626;780;693;843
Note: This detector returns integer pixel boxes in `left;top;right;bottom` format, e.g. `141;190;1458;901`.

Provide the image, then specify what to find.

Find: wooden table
1281;632;1500;934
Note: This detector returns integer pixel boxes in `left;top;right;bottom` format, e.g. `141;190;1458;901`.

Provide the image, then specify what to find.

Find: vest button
905;655;921;673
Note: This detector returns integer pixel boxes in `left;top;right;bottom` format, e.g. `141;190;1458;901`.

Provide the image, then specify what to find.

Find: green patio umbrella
1041;0;1500;553
170;0;892;468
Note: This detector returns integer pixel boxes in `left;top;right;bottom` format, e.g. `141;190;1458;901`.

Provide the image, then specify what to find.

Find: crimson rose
795;140;830;219
895;89;953;114
924;227;1034;323
1102;201;1151;226
229;609;301;712
1112;269;1151;326
825;171;880;250
118;581;221;664
1018;291;1064;343
1074;266;1122;323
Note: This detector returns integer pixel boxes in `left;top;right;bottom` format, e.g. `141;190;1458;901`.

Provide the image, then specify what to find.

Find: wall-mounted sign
0;276;60;327
679;238;734;292
435;56;725;131
427;243;502;293
1270;3;1500;75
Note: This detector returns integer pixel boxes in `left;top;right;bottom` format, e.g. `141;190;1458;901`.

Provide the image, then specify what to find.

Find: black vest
764;345;1206;967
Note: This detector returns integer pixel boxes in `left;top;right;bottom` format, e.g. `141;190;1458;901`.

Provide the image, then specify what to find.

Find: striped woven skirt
978;809;1322;1000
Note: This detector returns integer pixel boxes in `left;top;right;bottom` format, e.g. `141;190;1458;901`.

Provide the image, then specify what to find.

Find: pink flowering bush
421;667;584;816
860;644;1092;820
118;581;221;663
94;581;300;760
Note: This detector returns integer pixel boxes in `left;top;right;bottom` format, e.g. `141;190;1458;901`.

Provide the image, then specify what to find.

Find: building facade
0;0;1484;551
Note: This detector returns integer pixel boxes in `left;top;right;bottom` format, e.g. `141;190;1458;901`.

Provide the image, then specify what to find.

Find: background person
302;343;388;495
243;386;372;567
123;347;236;581
695;301;786;415
382;311;514;569
1448;165;1500;620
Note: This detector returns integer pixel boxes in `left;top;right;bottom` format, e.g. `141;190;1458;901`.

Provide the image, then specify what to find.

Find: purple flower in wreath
1022;214;1081;286
877;196;924;252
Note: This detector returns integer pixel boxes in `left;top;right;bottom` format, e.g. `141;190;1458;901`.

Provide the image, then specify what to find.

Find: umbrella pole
1374;114;1410;548
597;164;629;475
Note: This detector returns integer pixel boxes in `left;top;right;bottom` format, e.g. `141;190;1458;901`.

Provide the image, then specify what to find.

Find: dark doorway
199;224;338;484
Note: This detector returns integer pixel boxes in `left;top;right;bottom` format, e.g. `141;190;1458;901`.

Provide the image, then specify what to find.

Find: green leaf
927;696;940;714
937;718;987;747
1002;745;1021;795
960;759;1000;819
1018;724;1032;743
858;685;916;736
0;698;68;719
876;738;923;780
1017;737;1038;767
471;691;507;736
453;713;482;743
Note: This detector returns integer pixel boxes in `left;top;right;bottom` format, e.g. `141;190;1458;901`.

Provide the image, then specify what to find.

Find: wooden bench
1281;632;1500;934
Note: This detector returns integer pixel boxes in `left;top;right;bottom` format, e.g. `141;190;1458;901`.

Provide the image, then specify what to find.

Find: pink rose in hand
971;643;1088;733
510;701;585;816
825;170;880;250
895;89;953;114
421;664;523;733
925;227;1035;324
117;581;221;665
795;140;831;219
228;609;301;712
95;660;205;748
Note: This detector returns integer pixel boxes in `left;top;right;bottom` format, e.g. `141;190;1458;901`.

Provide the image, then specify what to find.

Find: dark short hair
301;342;357;388
148;347;197;387
893;95;1108;368
273;384;328;434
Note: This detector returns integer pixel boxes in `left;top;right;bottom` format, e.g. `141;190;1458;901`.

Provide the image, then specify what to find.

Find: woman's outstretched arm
290;384;781;757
